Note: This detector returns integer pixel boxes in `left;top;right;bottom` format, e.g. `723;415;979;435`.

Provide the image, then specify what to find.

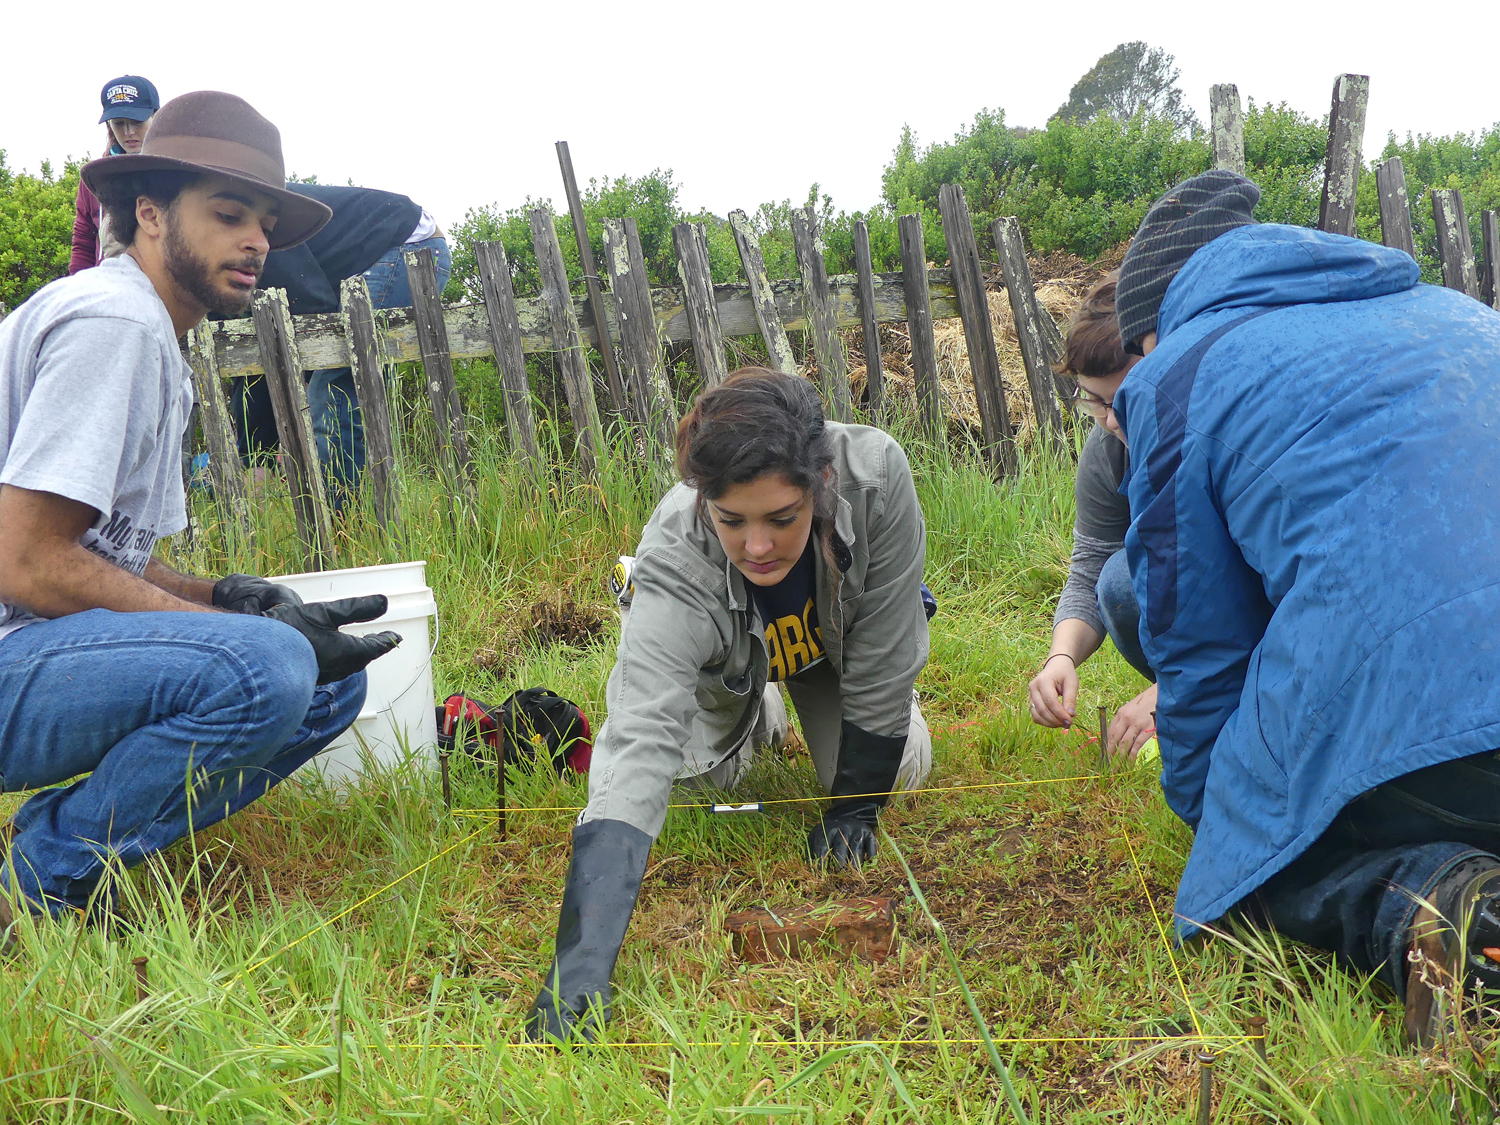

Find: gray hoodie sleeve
1053;425;1130;634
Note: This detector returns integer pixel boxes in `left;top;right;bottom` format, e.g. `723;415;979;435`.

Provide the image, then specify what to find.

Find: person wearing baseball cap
70;75;162;273
0;91;401;951
1111;168;1500;1045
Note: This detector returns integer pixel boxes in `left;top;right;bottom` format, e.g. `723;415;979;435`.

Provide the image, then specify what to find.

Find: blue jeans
1096;548;1154;681
308;236;452;504
1249;751;1500;998
0;610;365;915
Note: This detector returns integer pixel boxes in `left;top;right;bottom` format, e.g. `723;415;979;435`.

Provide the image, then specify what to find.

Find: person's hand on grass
1028;653;1079;729
1107;683;1159;761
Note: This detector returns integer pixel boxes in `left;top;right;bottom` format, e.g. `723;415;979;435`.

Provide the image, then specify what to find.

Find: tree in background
1053;41;1201;136
0;153;81;308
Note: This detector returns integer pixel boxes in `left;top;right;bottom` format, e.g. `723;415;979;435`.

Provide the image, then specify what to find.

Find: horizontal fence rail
203;270;960;379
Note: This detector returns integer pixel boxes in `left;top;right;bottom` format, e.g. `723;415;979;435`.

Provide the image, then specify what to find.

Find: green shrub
0;152;81;308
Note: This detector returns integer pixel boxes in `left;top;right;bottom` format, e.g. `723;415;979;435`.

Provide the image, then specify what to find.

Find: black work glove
212;573;304;616
528;819;653;1044
265;595;402;685
807;720;907;871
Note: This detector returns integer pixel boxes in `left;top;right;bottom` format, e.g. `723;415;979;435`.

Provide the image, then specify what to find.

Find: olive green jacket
581;423;929;838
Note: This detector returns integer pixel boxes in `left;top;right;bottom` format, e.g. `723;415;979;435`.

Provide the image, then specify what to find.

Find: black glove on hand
527;818;653;1044
265;595;401;685
807;720;907;871
212;573;304;616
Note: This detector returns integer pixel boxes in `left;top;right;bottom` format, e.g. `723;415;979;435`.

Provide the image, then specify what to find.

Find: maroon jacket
70;178;102;274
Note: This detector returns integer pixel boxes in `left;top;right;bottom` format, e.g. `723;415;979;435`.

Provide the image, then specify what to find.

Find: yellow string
1123;830;1204;1040
449;774;1102;818
239;822;491;976
383;1033;1259;1051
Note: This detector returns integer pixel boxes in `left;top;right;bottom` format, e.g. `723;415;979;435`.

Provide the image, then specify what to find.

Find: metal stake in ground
439;749;452;812
132;955;149;1004
1098;705;1110;774
1196;1049;1217;1125
1246;1014;1270;1109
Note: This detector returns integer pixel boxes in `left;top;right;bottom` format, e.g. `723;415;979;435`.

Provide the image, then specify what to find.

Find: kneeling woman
528;368;933;1041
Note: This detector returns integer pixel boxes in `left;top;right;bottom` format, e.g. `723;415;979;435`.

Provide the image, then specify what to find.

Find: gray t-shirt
1053;423;1130;635
0;255;193;640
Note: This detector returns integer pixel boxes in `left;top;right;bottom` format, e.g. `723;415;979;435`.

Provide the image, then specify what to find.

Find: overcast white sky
3;0;1497;230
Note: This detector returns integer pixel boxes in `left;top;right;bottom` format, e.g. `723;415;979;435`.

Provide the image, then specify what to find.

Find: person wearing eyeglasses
1026;272;1156;760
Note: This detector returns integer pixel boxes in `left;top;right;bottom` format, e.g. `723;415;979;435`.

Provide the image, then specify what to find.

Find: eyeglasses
1069;385;1115;417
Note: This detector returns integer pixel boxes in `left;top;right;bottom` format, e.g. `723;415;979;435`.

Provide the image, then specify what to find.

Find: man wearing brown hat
0;92;401;946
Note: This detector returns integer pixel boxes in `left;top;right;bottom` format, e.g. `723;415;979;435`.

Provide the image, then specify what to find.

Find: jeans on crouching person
0;610;364;916
307;236;451;508
1096;547;1153;681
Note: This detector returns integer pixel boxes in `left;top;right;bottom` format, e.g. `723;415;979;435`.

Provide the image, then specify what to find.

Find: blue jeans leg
0;610;365;914
1251;749;1500;997
309;236;451;504
308;366;363;505
1096;548;1154;681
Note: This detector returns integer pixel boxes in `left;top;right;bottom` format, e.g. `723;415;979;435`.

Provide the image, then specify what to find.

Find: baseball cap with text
98;75;160;123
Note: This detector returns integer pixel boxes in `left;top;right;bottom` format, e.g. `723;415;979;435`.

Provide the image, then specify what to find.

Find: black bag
435;688;593;774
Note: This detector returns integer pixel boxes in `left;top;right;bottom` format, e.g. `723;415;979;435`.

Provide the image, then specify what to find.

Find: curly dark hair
93;169;201;248
675;367;837;521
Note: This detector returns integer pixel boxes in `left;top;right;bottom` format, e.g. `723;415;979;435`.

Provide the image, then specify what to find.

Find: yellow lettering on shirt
765;620;787;681
801;597;824;660
764;598;824;681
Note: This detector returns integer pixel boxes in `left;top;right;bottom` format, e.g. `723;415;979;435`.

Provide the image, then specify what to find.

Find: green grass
2;401;1495;1123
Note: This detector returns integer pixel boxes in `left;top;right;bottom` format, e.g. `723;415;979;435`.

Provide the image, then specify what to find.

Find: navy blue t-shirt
750;537;825;682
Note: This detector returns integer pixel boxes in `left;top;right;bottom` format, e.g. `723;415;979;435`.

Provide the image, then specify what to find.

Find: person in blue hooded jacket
1111;169;1500;1046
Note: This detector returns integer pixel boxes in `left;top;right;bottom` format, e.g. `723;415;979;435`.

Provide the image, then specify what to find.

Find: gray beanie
1115;170;1260;347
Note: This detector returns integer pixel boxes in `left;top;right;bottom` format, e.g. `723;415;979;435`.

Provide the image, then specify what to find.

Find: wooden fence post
994;216;1070;442
556;141;626;416
1209;84;1246;176
533;208;606;476
1479;210;1500;311
475;240;544;476
250;288;333;569
186;323;253;553
1375;156;1416;258
405;247;476;506
1317;74;1370;237
603;217;678;472
672;221;729;390
728;210;796;375
937;185;1018;473
790;206;854;423
1432;189;1481;300
897;215;943;447
852;220;885;425
339;276;400;527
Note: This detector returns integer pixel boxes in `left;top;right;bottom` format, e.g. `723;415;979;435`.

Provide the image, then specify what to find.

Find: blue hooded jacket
1114;223;1500;936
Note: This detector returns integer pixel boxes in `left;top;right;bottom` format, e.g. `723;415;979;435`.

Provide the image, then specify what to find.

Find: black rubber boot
1405;855;1500;1047
807;720;906;870
526;818;653;1043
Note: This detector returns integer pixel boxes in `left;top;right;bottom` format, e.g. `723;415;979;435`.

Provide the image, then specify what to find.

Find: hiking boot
1405;863;1500;1047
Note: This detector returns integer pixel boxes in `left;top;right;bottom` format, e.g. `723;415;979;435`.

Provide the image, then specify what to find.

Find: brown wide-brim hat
81;90;332;250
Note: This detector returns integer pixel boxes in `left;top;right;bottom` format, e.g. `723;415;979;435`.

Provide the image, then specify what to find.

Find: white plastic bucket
270;560;439;787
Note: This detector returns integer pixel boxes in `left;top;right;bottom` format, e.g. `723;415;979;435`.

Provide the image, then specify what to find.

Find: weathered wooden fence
175;72;1500;567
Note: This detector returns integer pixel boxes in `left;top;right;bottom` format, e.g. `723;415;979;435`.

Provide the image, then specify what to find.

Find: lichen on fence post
1478;210;1499;311
728;210;796;377
994;215;1068;449
673;221;729;391
791;207;853;423
603;218;676;474
340;276;401;527
405;247;476;508
1375;156;1416;259
897;214;943;448
474;240;545;479
186;322;254;555
250;288;333;570
852;220;885;425
1209;84;1246;176
937;184;1019;473
556;141;627;416
1318;74;1370;238
1432;189;1481;300
532;208;606;478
